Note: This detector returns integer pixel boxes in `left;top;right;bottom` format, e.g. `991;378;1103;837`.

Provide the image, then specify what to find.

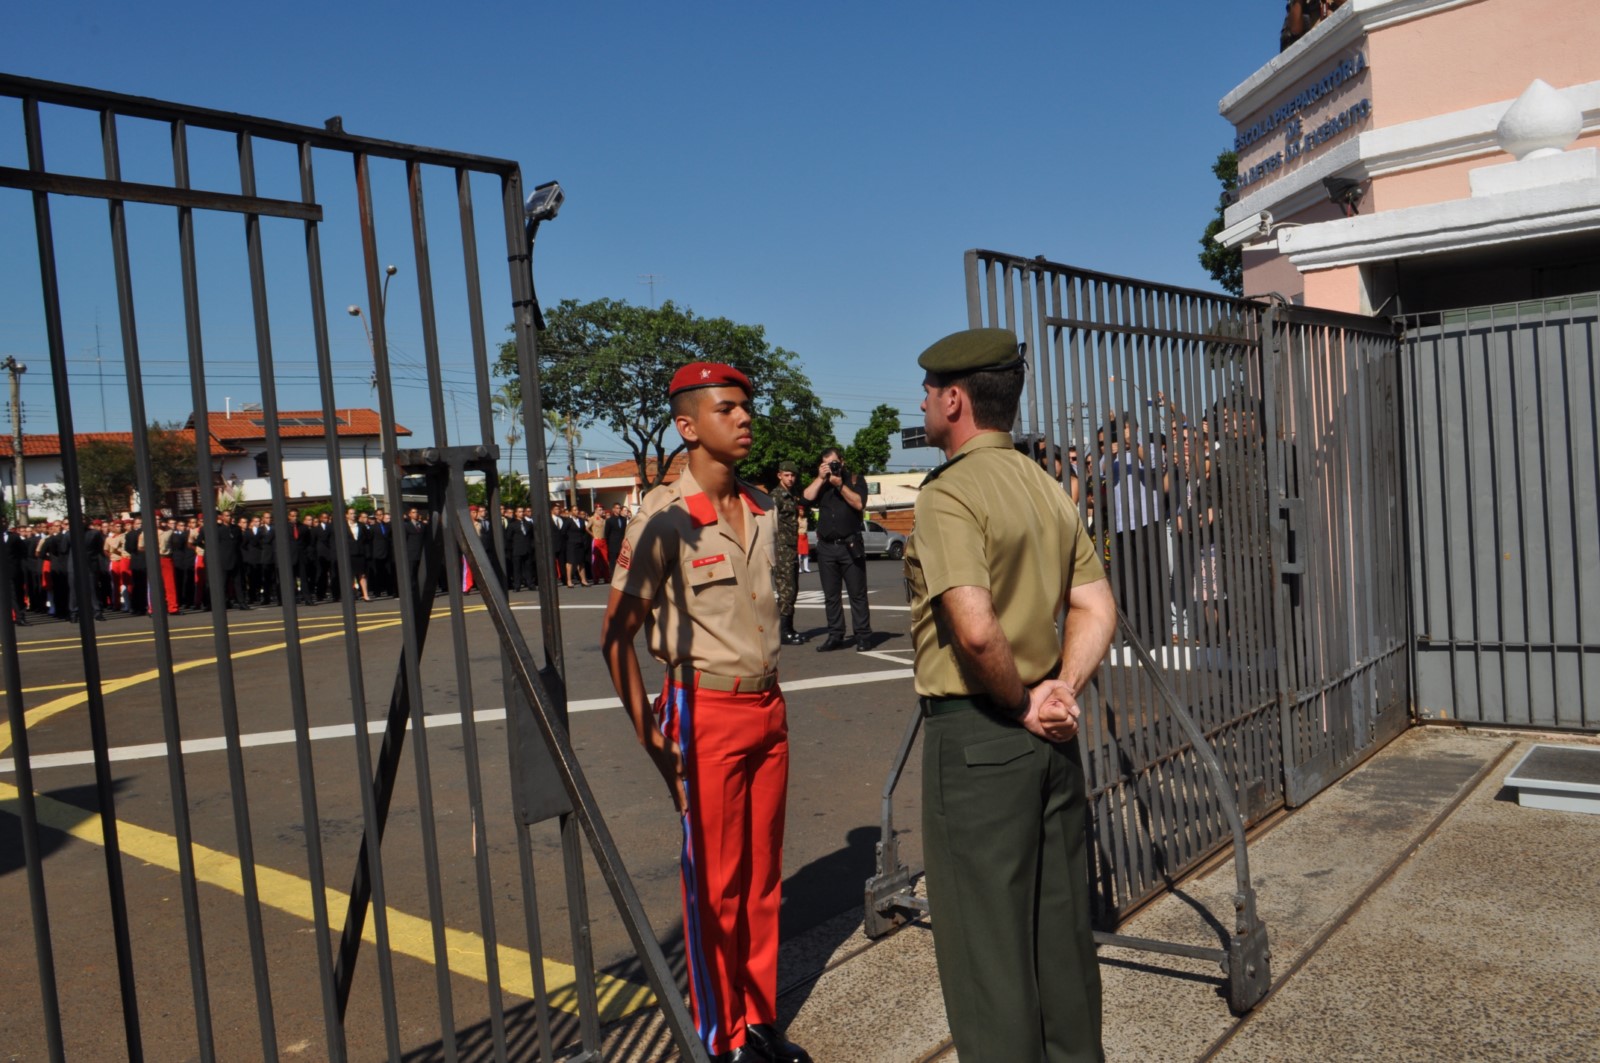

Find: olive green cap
917;328;1025;376
778;460;797;473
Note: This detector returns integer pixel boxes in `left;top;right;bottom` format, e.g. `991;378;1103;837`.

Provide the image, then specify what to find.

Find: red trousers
656;677;788;1056
159;557;179;614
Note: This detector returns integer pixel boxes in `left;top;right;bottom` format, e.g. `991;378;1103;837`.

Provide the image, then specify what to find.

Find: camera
828;460;842;476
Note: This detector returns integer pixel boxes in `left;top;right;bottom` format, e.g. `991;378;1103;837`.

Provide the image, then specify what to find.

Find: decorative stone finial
1497;79;1582;161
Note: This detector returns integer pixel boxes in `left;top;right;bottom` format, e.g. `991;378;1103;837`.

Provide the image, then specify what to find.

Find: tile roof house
552;452;689;510
2;409;409;520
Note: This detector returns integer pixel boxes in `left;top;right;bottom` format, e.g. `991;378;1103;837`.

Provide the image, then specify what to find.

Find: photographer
802;446;873;651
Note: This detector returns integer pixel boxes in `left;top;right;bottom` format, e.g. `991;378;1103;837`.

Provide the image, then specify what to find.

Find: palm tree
491;383;523;477
544;409;582;507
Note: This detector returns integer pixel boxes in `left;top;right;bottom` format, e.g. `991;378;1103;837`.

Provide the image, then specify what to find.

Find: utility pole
2;356;26;526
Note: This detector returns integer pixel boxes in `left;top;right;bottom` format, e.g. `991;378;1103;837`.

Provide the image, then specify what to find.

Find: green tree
145;423;196;505
843;404;900;475
498;298;834;496
76;438;137;518
75;423;200;518
1198;149;1244;297
737;368;841;485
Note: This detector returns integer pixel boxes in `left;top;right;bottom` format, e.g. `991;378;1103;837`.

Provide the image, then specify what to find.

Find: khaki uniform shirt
905;431;1105;698
612;466;782;678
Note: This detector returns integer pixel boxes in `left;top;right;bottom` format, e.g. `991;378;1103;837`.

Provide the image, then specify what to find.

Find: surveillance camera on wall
1214;210;1274;250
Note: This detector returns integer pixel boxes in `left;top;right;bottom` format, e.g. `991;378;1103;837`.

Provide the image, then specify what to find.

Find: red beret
668;361;753;399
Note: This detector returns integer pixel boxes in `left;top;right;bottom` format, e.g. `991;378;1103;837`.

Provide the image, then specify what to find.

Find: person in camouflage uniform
772;460;806;645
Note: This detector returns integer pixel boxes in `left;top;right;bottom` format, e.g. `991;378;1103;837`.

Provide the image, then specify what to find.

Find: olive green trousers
921;707;1104;1063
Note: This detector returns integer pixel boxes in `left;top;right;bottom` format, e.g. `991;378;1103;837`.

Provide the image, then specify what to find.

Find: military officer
600;362;810;1063
905;328;1117;1063
770;460;806;645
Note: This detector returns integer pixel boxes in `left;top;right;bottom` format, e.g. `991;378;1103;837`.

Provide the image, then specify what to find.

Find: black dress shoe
712;1047;768;1063
855;634;872;652
815;635;847;652
745;1024;813;1063
781;630;806;646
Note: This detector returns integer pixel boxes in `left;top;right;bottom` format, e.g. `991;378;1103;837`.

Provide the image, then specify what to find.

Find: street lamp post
348;263;399;394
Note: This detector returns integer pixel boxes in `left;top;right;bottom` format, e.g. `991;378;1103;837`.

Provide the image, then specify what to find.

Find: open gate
868;251;1410;1010
0;73;708;1062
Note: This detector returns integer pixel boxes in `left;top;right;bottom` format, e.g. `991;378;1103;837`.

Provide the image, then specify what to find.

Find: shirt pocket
684;551;736;592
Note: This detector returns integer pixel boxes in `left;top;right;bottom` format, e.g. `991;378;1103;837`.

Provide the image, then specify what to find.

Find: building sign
1236;52;1371;191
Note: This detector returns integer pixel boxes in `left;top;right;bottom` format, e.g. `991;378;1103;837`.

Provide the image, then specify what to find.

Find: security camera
1214;210;1274;250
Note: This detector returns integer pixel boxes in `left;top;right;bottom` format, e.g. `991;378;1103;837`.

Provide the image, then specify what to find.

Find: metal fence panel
1403;293;1600;731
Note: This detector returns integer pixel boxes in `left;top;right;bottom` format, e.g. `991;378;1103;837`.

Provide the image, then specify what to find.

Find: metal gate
1402;293;1600;732
971;248;1411;891
1264;307;1411;803
0;74;706;1062
867;251;1409;985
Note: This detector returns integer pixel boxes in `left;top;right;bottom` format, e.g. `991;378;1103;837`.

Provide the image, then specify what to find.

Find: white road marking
0;666;917;774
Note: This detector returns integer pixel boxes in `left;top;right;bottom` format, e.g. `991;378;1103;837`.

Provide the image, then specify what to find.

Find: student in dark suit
603;504;629;584
402;507;427;595
84;519;109;613
170;518;196;612
241;515;265;604
507;505;534;591
2;519;31;624
259;512;279;604
221;512;247;607
369;509;393;598
125;517;150;617
24;526;48;615
563;507;591;587
313;513;336;601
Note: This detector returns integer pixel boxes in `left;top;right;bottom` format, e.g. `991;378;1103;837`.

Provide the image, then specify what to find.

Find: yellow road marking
0;618;404;762
0;599;651;1019
13;616;388;654
0;681;88;696
0;780;652;1020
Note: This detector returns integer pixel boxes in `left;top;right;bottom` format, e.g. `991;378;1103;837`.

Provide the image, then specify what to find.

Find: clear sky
1;1;1277;472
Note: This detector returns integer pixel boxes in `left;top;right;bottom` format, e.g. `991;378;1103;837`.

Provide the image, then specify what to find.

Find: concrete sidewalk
604;726;1600;1061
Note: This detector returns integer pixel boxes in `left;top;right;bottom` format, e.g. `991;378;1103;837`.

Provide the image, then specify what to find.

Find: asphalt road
0;560;926;1061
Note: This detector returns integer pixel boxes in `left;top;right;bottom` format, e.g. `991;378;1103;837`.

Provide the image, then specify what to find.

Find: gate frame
0;71;711;1063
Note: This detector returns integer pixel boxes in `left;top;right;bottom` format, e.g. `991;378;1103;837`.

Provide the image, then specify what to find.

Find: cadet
904;328;1117;1062
771;460;806;645
600;362;811;1063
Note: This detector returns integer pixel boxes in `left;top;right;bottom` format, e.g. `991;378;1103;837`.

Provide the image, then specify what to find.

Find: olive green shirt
905;431;1106;698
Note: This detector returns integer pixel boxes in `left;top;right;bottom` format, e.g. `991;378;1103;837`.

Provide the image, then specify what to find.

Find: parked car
806;520;906;560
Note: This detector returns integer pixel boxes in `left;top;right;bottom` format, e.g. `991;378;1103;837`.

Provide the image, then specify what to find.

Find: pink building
1218;0;1600;314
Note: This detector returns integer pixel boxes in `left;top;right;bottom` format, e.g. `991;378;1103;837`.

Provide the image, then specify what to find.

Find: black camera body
828;460;843;476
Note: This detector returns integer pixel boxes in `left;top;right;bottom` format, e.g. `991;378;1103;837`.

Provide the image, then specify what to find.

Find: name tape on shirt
691;554;727;568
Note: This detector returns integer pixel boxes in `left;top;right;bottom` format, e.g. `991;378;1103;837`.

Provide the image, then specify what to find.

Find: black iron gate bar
0;71;705;1063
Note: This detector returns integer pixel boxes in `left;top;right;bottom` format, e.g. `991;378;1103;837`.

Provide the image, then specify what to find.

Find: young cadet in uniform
770;461;806;645
905;328;1117;1063
601;362;811;1063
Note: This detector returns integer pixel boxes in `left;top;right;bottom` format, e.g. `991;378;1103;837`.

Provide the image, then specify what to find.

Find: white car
807;520;907;560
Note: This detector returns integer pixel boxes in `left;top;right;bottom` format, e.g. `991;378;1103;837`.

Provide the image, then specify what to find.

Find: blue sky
1;1;1275;471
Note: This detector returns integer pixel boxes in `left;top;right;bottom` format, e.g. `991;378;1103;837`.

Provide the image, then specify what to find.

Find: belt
818;534;858;544
919;694;990;718
669;666;778;694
